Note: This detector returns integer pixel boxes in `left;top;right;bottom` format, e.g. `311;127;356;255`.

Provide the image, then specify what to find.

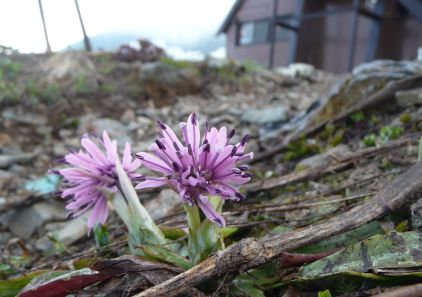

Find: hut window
238;20;269;45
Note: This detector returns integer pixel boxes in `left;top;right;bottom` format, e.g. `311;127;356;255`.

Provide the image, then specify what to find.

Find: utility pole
74;0;92;51
37;0;52;53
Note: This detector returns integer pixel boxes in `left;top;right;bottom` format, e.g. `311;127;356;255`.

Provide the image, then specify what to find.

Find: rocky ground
2;48;422;296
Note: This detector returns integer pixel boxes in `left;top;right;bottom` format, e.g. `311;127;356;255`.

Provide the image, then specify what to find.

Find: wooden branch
252;74;422;163
372;283;422;297
245;134;418;192
133;161;422;297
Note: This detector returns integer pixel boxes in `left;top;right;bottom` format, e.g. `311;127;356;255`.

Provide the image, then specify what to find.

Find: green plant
362;126;403;147
243;59;264;73
160;57;194;69
362;133;377;147
350;111;365;123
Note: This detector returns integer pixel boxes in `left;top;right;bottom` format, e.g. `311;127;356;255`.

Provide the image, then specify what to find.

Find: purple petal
197;196;225;227
136;152;172;174
135;178;167;189
186;113;200;157
81;136;108;165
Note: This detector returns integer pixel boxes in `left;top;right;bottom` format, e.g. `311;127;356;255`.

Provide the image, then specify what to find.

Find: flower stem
184;204;201;232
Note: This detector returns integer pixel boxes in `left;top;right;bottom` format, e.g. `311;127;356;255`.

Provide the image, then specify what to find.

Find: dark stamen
172;161;180;172
230;146;238;157
157;120;166;130
173;141;180;151
48;169;62;176
55;156;67;164
238;165;249;171
228;129;235;139
204;143;211;153
191;113;198;124
240;134;250;146
235;192;246;200
232;168;242;174
156;139;166;150
241;172;253;178
205;121;210;132
133;175;146;182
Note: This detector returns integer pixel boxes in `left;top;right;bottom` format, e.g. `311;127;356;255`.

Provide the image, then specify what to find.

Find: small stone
395;87;422;107
296;145;351;171
36;125;53;135
35;213;88;251
58;129;73;139
8;201;66;239
275;63;316;79
120;109;136;125
241;106;288;124
0;232;11;245
411;198;422;230
0;151;38;169
78;115;131;145
56;212;88;246
0;170;17;189
145;189;181;220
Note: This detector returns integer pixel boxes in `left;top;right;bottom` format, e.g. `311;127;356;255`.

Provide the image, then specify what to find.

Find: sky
0;0;235;53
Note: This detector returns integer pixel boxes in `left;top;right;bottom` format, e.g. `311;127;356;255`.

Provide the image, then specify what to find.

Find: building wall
226;0;297;67
225;0;422;73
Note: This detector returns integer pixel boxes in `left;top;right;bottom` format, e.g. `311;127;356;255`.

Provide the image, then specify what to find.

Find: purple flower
135;113;253;227
58;131;141;230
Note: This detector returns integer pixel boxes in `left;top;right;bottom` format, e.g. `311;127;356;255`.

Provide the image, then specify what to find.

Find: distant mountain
66;32;225;55
65;32;141;51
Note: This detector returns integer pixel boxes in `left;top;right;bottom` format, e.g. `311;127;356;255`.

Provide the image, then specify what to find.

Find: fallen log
372;283;422;297
134;160;422;296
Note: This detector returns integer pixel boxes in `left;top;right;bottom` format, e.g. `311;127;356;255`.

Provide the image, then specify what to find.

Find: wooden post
74;0;92;51
348;0;360;71
268;0;278;69
37;0;52;53
289;0;305;64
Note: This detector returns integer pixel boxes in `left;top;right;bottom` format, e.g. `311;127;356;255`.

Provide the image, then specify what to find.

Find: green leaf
301;231;422;279
230;262;282;296
188;219;222;265
113;159;166;253
296;221;383;254
318;289;332;297
230;280;265;297
221;227;239;238
140;245;193;270
161;227;187;240
0;271;48;297
94;224;110;248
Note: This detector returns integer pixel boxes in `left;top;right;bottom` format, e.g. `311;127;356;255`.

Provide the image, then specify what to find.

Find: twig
133;161;422;297
279;250;337;268
226;192;373;215
245;134;419;192
372;283;422;297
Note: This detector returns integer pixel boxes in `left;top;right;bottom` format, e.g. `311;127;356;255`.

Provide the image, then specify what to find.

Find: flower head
58;131;141;229
135;113;253;227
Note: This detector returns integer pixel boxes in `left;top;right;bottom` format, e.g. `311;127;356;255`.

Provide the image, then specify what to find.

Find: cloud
0;0;235;53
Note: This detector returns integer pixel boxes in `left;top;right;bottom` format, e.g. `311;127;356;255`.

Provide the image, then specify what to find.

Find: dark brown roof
217;0;244;34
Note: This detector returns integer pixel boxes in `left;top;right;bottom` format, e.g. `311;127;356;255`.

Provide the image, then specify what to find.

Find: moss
160;57;195;69
400;112;412;124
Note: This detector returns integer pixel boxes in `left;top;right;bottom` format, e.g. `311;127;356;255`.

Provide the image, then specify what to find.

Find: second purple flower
135;113;253;227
